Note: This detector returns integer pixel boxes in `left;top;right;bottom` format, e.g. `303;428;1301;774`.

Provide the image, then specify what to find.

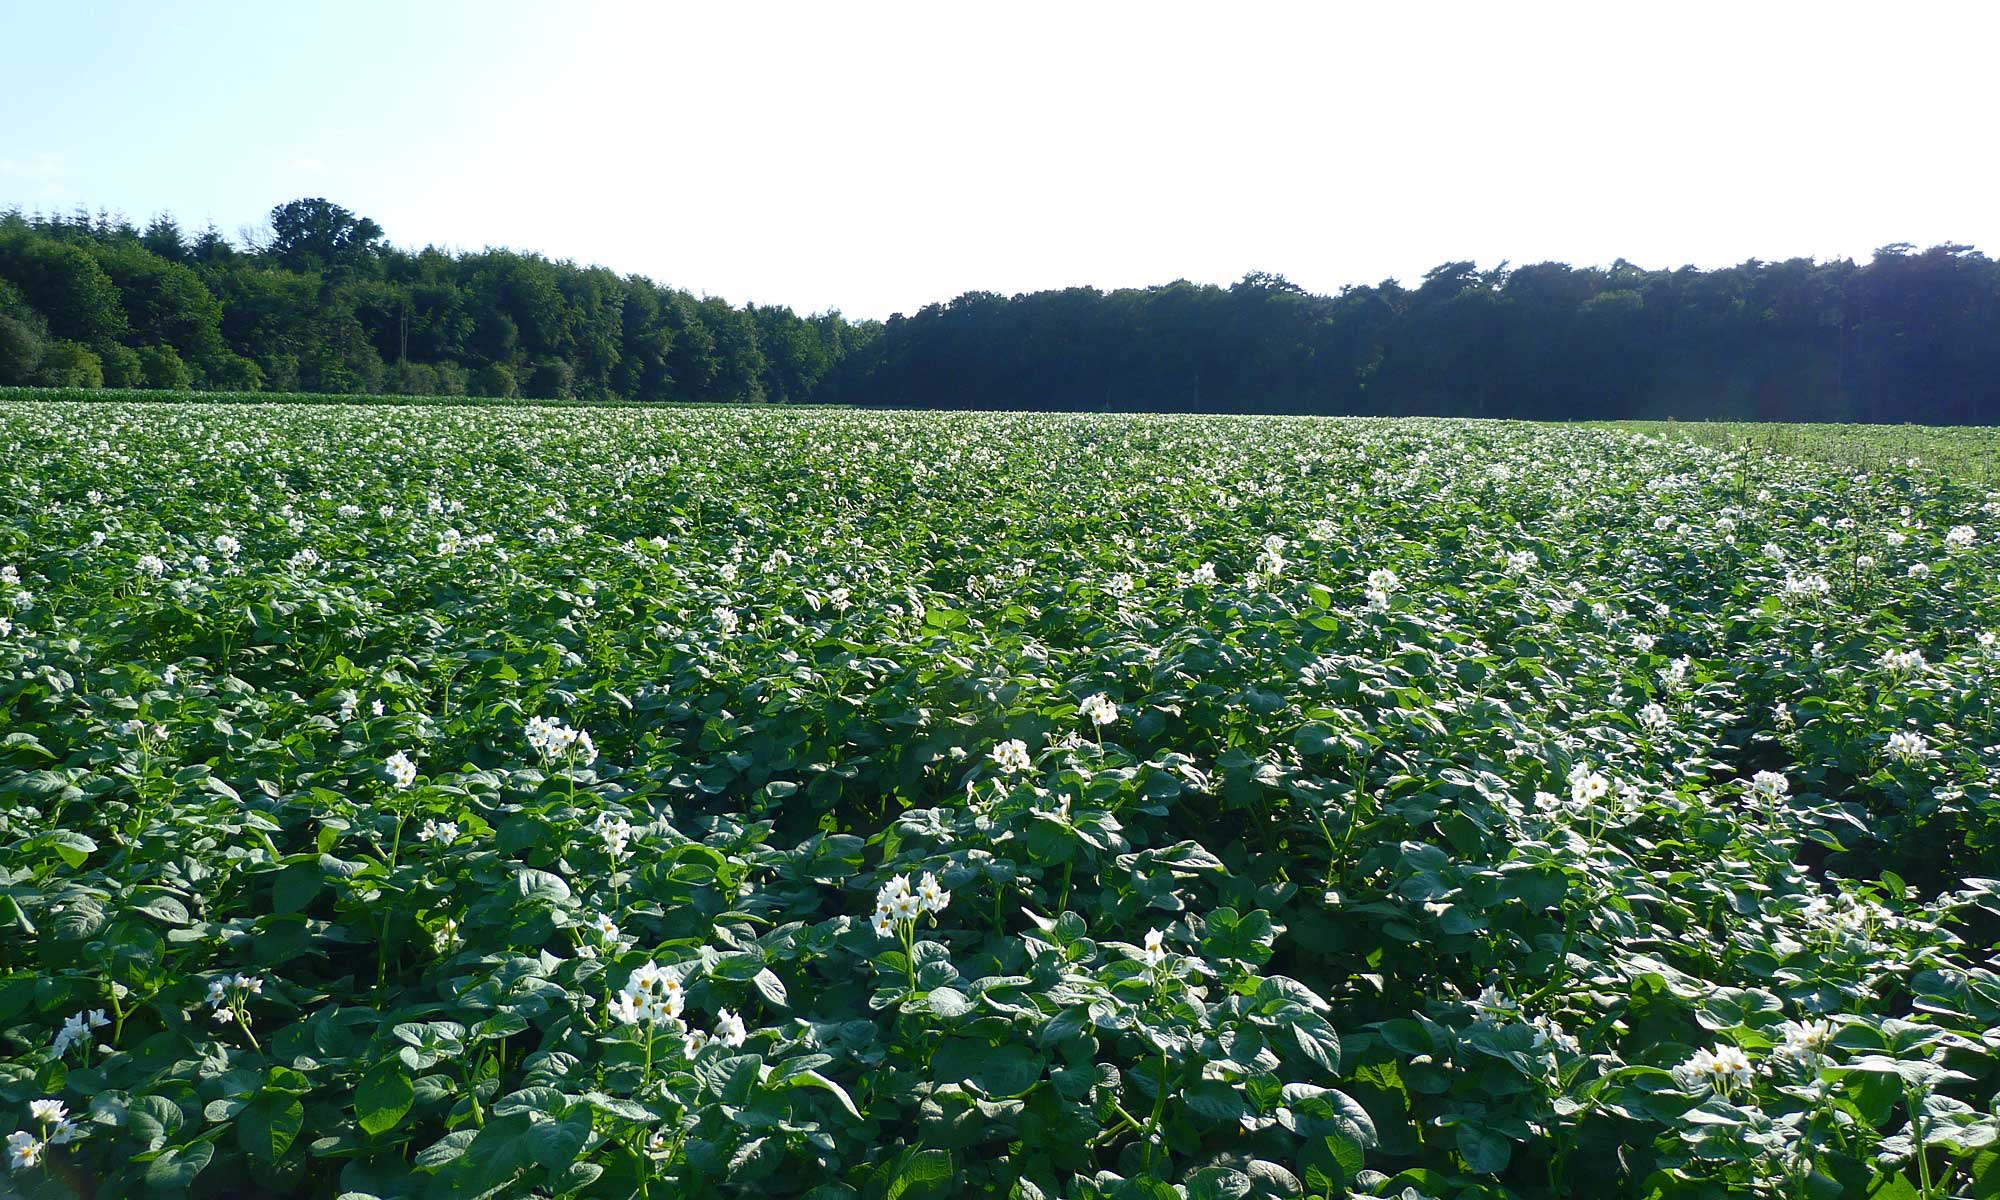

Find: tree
136;344;192;389
386;360;440;395
661;293;718;401
191;223;237;266
142;215;189;264
0;278;47;384
471;363;517;398
612;278;675;402
0;236;127;345
526;358;574;400
751;304;833;403
267;198;386;275
99;343;143;388
37;341;103;388
696;296;764;402
88;241;226;363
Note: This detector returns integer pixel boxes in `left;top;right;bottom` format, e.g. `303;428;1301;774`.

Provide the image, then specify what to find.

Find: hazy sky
5;1;1996;318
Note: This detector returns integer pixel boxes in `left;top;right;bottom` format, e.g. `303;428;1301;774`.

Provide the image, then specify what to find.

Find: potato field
2;400;1999;1200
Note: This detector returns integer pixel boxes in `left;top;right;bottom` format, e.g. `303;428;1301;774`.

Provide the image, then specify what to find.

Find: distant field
1617;418;2000;484
6;387;2000;484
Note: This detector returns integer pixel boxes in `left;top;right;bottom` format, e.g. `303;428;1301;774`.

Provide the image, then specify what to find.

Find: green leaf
528;1112;592;1178
789;1069;862;1120
966;1045;1042;1098
238;1097;304;1161
51;896;107;941
1185;1079;1248;1124
134;895;191;925
144;1141;215;1189
38;830;97;868
1300;1131;1366;1192
415;1129;479;1169
753;967;789;1008
357;1060;415;1137
886;1149;953;1200
272;862;321;914
129;1095;186;1151
925;986;974;1019
1457;1123;1512;1174
516;868;572;905
1186;1167;1253;1200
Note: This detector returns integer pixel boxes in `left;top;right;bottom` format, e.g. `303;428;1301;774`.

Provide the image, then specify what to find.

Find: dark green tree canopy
1;199;1996;423
267;198;387;275
0;200;849;401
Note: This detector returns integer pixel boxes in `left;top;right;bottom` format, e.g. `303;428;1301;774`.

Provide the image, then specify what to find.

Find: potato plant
0;402;1997;1199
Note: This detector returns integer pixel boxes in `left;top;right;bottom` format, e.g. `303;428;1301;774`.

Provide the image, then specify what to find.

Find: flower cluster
587;912;621;945
526;714;598;765
1886;729;1937;765
591;812;633;860
1746;770;1790;804
1364;567;1400;610
1567;762;1609;807
1777;1018;1835;1065
871;872;949;937
205;973;264;1027
8;1099;86;1172
607;961;684;1026
384;750;418;790
1877;648;1927;674
990;738;1032;774
681;1008;749;1056
1679;1044;1754;1097
1078;692;1119;727
50;1008;109;1058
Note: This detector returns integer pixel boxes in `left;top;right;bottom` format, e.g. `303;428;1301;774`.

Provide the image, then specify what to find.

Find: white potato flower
1078;693;1119;727
714;1008;748;1048
1747;771;1789;803
990;739;1032;774
1680;1045;1754;1096
385;751;418;790
1886;730;1936;764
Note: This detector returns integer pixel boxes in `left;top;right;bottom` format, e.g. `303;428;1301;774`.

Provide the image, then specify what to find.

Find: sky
4;1;1997;319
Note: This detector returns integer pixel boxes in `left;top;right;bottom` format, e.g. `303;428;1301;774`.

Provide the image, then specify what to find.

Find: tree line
0;199;870;402
3;199;1996;423
816;250;2000;425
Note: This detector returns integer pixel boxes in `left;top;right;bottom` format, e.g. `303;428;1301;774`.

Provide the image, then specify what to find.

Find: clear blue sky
5;1;1997;319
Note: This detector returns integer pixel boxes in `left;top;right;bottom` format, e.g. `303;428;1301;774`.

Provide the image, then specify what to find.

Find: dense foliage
6;202;2000;422
2;403;1999;1200
817;253;2000;424
0;202;868;403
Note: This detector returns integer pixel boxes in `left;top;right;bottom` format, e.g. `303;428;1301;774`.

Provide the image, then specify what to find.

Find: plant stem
1145;1046;1170;1173
235;1005;263;1053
